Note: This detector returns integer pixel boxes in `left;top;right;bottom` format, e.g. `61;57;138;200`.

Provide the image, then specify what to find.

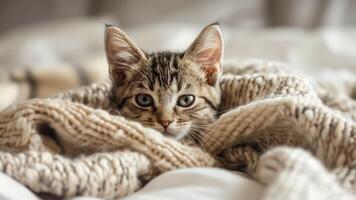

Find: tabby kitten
105;23;223;141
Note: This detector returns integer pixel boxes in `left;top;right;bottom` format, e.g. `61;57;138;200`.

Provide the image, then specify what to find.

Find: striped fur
105;24;223;141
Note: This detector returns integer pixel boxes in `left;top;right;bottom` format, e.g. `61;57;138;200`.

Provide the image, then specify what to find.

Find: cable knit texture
1;60;356;199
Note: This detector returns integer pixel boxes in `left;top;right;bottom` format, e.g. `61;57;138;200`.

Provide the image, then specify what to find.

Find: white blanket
0;168;264;200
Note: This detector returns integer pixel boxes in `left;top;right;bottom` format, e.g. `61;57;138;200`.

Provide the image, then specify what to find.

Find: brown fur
105;24;224;142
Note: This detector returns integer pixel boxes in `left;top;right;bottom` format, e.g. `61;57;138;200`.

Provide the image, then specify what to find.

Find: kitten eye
177;95;195;107
135;94;154;107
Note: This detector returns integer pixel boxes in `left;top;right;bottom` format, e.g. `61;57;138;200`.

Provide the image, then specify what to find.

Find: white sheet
121;168;264;200
0;172;39;200
0;168;264;200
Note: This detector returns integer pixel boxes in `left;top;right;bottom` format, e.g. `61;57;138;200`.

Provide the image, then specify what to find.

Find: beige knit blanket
1;60;356;199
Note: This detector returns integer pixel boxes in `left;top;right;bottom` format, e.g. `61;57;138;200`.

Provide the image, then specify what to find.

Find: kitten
105;23;223;141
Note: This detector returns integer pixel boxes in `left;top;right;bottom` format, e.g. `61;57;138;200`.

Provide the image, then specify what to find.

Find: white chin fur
151;122;191;140
167;123;191;140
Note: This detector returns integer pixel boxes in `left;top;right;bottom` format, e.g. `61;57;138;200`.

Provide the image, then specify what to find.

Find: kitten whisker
107;24;224;143
188;130;204;145
188;126;211;143
188;130;210;146
190;127;217;141
186;134;198;145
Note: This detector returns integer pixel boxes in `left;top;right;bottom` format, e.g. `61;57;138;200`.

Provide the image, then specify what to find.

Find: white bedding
0;168;264;200
122;168;264;200
0;172;39;200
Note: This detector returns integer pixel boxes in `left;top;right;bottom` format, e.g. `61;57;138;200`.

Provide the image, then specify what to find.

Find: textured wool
0;60;356;199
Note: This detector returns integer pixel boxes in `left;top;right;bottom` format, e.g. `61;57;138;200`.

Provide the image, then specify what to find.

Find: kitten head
105;24;223;141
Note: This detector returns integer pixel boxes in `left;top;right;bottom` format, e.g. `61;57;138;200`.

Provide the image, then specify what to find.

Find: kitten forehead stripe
107;24;223;141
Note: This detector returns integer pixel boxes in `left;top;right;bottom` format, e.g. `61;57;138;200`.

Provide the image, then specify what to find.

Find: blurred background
2;0;356;31
2;0;356;67
0;0;356;106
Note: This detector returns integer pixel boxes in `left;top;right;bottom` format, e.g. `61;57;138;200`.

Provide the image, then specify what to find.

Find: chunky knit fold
1;60;356;199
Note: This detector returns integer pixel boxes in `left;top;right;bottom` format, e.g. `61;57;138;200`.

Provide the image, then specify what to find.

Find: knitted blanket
1;60;356;199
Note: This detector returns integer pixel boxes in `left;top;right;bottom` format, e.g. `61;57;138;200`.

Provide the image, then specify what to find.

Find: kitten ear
184;23;223;86
105;25;147;86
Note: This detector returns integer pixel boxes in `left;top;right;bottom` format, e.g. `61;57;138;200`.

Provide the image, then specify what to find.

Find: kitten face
105;24;223;141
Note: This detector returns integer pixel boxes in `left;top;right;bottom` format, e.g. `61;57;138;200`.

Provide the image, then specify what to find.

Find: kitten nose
159;120;172;129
